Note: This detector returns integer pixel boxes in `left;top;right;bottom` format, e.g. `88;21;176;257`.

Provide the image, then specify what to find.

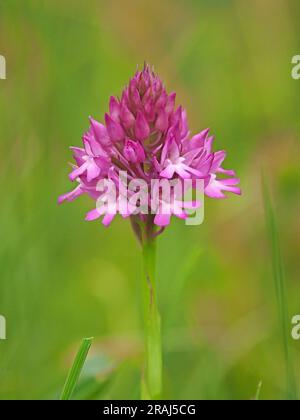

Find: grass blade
254;381;262;401
262;176;297;400
60;337;93;400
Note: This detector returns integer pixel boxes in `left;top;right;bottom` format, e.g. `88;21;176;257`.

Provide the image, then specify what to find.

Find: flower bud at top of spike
89;117;112;147
135;111;150;141
123;138;146;163
120;102;135;129
109;96;120;122
155;109;169;132
165;92;176;115
155;90;167;109
129;80;141;109
105;113;124;142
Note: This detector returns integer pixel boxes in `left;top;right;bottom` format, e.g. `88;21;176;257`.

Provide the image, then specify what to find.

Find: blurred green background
0;0;300;400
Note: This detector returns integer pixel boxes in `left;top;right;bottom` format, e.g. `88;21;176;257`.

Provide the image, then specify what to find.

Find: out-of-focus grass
0;0;300;400
262;177;297;400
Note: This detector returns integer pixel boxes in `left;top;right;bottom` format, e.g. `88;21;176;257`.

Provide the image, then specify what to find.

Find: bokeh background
0;0;300;400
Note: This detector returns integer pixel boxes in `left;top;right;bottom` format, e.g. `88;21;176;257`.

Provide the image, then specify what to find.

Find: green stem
140;223;162;400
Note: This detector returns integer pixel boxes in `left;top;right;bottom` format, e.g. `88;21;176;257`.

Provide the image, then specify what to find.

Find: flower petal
58;185;83;204
154;213;171;227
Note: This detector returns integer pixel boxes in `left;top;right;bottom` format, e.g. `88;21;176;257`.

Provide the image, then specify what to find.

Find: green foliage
60;337;93;400
262;177;297;400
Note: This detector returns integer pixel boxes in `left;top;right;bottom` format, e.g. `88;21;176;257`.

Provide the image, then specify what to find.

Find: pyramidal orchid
59;64;240;399
59;64;240;230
